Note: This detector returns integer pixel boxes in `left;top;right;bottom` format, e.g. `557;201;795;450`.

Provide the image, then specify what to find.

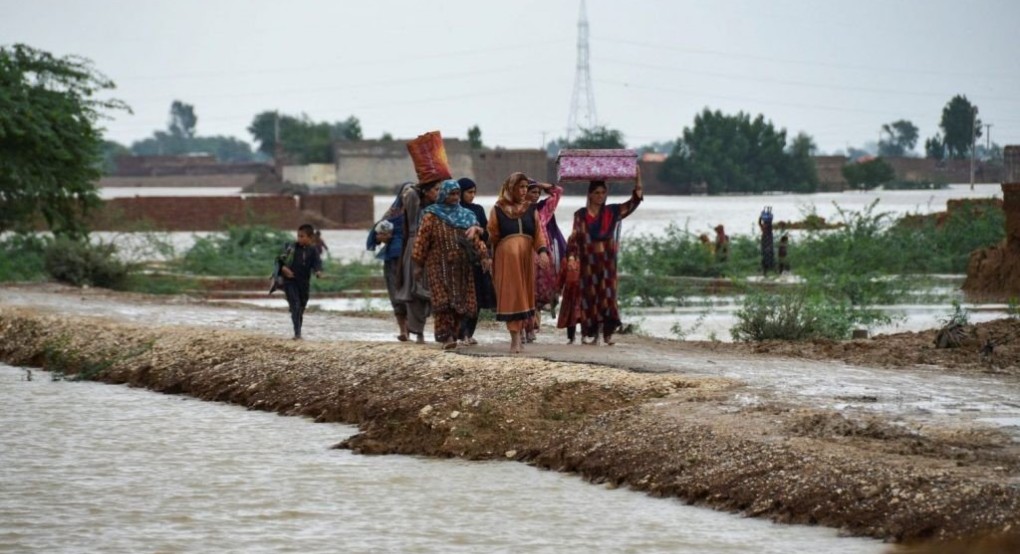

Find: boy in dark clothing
279;224;323;339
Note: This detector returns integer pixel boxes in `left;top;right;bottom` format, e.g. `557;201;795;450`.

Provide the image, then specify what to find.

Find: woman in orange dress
487;172;550;353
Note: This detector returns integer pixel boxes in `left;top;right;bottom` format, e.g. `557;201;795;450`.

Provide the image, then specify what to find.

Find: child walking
556;247;583;344
278;224;323;339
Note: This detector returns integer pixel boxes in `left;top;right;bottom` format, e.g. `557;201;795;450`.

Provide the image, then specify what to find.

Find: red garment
556;256;582;329
570;191;643;338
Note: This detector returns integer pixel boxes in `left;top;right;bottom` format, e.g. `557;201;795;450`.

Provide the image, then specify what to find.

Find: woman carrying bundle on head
569;169;643;346
412;179;491;350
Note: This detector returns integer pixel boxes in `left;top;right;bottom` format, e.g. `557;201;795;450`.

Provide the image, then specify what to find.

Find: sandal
397;334;409;342
466;337;478;346
443;341;457;351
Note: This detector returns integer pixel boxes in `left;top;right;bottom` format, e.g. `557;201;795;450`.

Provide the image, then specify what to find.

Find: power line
595;58;1020;104
592;36;1020;82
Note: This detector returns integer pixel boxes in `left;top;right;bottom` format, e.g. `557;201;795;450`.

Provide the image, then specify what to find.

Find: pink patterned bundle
556;149;638;182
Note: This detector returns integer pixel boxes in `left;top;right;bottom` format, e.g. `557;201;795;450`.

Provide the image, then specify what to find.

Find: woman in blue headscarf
412;179;491;349
367;182;412;340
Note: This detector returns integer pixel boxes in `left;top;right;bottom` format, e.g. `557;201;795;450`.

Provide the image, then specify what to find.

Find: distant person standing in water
278;223;323;340
713;225;729;264
759;207;776;276
778;233;790;275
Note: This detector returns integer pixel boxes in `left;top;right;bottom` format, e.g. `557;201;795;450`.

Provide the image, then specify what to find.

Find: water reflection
0;365;881;553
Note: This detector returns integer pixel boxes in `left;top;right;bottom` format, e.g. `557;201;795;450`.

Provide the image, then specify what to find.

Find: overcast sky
3;0;1018;155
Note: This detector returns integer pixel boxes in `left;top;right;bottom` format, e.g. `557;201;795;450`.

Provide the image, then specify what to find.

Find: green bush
312;260;381;293
731;290;860;341
0;234;48;282
180;225;292;276
44;237;128;288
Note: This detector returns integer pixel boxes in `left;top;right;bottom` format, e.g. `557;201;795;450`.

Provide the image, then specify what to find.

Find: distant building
334;139;548;194
102;155;274;188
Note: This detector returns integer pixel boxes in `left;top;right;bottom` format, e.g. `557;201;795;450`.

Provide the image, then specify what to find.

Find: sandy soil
2;284;1019;550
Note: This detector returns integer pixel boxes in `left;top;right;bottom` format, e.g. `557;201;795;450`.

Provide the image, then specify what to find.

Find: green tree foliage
939;95;981;159
636;140;676;155
660;109;818;194
924;134;946;161
100;140;130;174
130;101;259;162
786;132;818;189
878;120;919;157
248;111;362;164
169;100;197;139
567;125;626;149
467;125;483;149
841;158;896;190
0;44;128;238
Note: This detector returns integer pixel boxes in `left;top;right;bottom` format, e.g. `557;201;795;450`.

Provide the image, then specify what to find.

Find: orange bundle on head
406;130;452;184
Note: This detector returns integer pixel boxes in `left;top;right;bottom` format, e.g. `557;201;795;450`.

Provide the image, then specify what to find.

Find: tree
786;132;818;191
636;140;676;155
924;134;946;161
842;158;895;190
878;120;919;157
568;125;626;149
248;111;361;164
100;140;130;174
332;116;361;141
467;125;483;149
169;100;197;139
939;95;981;159
130;101;259;162
0;44;128;238
660;109;818;194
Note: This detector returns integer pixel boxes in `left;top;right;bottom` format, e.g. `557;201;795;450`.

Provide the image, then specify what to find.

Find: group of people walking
368;171;643;353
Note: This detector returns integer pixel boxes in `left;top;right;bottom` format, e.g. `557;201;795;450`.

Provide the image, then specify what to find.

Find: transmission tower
566;0;597;141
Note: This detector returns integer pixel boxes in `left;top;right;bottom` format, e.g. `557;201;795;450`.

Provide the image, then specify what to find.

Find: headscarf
496;172;530;219
423;179;479;229
457;177;477;193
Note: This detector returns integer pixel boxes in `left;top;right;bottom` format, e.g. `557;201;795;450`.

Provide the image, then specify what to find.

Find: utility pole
970;107;977;190
566;0;597;141
985;123;993;151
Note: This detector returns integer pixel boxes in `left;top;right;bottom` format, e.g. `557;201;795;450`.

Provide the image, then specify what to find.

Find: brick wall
1005;146;1020;184
92;194;374;231
1004;183;1020;250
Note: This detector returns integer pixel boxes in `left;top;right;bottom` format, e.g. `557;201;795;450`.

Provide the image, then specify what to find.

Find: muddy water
0;365;883;553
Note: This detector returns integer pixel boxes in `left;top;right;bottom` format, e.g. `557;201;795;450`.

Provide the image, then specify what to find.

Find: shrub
44;237;128;288
180;225;292;276
730;289;888;341
0;233;48;282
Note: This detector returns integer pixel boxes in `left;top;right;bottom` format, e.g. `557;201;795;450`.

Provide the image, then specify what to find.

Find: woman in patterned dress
569;170;643;346
524;180;565;342
412;179;490;350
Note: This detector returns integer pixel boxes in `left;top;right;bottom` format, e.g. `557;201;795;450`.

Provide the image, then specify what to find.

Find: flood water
0;364;883;553
96;183;1003;265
